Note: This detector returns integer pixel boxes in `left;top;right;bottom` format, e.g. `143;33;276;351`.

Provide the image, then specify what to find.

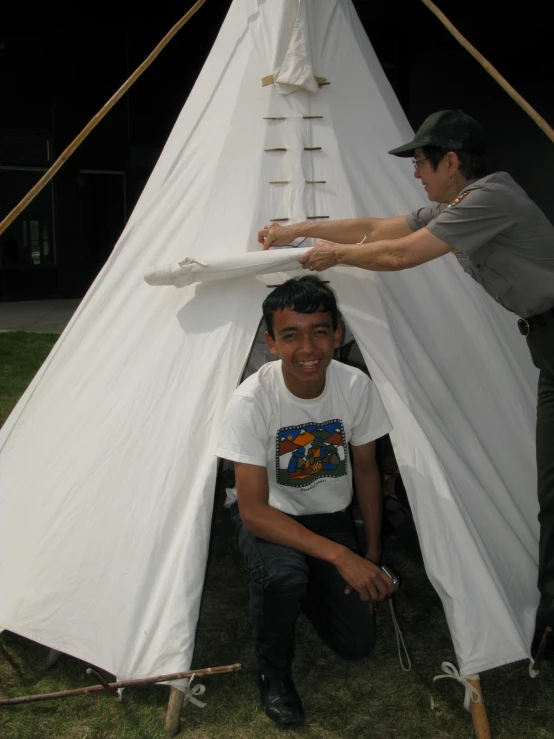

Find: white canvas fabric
0;0;539;683
272;0;319;94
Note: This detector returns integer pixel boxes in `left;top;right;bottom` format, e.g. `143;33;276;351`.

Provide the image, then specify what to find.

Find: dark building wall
407;47;554;223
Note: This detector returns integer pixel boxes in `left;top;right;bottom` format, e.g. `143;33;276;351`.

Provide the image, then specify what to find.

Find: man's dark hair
422;145;490;180
262;276;339;339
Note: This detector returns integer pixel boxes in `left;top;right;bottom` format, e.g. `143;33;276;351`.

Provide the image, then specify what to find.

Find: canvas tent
0;0;540;697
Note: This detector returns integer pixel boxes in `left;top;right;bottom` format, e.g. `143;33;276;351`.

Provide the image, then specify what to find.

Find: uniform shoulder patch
447;190;471;209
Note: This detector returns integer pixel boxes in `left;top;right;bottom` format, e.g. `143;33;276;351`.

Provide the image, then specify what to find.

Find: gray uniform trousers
527;314;554;633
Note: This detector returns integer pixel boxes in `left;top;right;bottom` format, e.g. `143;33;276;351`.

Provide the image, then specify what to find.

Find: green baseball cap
388;110;488;158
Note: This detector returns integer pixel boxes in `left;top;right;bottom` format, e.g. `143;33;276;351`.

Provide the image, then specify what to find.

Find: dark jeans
230;505;376;678
527;316;554;632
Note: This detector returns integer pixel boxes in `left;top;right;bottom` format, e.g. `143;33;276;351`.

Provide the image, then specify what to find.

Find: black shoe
259;671;305;727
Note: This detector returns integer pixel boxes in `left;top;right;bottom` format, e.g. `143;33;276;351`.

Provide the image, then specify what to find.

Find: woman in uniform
258;109;554;651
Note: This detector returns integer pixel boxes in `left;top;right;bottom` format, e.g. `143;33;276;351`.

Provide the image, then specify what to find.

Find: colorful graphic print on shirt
276;420;347;488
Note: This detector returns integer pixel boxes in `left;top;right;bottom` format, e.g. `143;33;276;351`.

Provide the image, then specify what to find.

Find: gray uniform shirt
406;172;554;318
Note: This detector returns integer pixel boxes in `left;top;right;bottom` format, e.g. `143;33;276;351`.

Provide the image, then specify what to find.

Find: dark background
1;0;552;300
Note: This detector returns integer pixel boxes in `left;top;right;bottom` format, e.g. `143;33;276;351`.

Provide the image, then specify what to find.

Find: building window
0;133;51;166
0;166;55;269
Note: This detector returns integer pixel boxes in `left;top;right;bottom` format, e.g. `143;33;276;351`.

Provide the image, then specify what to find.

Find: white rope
528;658;540;679
183;673;207;708
433;662;481;712
387;598;412;672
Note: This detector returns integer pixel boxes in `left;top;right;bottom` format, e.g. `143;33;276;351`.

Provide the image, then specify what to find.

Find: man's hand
298;240;346;271
333;546;394;602
258;223;300;250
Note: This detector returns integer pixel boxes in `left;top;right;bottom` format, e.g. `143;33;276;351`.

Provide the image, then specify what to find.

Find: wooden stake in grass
523;626;552;704
0;0;209;240
0;643;20;672
467;677;491;739
165;686;186;735
86;668;120;697
45;649;62;670
420;0;554;144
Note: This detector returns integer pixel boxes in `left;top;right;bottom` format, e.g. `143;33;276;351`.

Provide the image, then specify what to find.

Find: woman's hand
258;223;300;250
298;240;346;271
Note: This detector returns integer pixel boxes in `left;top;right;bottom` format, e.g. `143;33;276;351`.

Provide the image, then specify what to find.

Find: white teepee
0;0;539;683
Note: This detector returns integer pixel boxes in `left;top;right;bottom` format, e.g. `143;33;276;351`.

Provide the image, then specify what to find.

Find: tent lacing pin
262;74;327;87
306;215;329;219
305;180;326;184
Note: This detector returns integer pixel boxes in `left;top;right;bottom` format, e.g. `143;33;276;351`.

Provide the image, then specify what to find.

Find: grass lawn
1;331;553;738
0;331;60;427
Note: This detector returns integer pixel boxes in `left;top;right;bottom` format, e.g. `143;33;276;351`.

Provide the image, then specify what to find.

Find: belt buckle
518;318;530;337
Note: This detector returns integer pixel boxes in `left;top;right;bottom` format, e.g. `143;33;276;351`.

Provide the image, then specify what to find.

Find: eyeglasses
412;158;429;171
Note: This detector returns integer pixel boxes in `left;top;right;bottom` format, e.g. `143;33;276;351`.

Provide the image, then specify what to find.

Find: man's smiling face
265;308;341;399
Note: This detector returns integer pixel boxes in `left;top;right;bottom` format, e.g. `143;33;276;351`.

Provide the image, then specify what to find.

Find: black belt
518;308;554;337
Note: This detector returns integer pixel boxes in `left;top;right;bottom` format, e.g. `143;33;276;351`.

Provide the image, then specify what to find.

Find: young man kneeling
216;276;395;727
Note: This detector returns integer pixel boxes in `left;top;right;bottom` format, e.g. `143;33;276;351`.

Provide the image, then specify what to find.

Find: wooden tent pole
420;0;554;144
467;676;491;739
0;662;241;706
165;686;186;735
0;0;209;240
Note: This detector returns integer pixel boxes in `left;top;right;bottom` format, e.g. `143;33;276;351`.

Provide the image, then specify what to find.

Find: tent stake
86;668;120;697
0;662;241;707
0;0;209;239
420;0;554;144
523;627;552;704
45;649;62;670
0;643;20;671
165;686;186;735
531;626;552;670
467;677;491;739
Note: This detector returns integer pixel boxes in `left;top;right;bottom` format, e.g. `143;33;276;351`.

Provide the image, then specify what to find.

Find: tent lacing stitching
388;598;412;672
433;662;481;711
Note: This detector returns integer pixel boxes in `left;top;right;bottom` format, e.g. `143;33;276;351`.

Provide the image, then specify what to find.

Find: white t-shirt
215;360;392;515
